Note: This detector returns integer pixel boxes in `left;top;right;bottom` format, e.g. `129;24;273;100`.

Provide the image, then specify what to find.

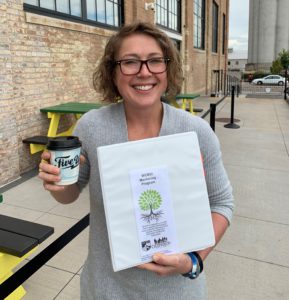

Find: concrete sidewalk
1;95;289;299
205;95;289;300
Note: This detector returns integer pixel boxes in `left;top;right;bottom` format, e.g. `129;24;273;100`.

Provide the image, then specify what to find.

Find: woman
39;22;234;299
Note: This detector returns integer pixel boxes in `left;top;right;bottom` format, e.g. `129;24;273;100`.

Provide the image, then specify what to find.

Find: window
156;0;181;33
222;13;226;54
23;0;123;28
194;0;205;49
212;1;218;53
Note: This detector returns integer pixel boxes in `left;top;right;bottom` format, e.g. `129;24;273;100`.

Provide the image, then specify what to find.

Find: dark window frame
212;1;218;53
193;0;206;50
222;13;226;54
23;0;124;30
156;0;181;34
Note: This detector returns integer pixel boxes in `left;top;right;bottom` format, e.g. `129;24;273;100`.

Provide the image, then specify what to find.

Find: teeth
134;85;153;91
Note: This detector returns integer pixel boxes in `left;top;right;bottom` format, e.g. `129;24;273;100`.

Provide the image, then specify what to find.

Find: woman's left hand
137;253;192;276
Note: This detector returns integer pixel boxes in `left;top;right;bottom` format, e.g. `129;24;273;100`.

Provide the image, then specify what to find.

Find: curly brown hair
93;22;183;103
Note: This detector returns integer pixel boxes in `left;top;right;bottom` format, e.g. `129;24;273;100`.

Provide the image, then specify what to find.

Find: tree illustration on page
139;189;163;223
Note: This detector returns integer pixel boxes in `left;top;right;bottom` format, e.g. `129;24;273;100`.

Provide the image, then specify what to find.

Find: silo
247;0;289;71
275;0;289;57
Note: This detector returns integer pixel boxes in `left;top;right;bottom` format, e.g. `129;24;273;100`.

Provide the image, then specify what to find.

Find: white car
252;75;287;86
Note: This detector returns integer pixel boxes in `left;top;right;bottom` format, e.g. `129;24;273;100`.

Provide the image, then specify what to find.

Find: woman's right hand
38;151;66;192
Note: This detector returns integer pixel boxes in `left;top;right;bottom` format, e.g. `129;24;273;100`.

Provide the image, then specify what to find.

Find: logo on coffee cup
54;154;80;170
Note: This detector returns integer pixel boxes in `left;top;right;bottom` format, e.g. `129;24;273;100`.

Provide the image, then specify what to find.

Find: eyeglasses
115;57;170;75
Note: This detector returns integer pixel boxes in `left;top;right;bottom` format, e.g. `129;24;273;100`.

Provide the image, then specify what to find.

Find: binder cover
97;132;215;271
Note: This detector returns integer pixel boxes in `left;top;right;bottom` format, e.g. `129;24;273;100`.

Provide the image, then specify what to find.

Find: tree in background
271;49;289;75
277;49;289;99
278;49;289;73
270;58;283;74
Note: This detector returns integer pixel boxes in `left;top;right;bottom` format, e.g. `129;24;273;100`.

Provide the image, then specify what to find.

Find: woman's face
114;34;168;110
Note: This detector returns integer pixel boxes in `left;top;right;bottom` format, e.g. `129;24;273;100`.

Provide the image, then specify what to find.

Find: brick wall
1;0;20;185
0;0;229;186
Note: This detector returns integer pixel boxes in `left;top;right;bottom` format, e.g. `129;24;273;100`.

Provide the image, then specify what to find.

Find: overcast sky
228;0;249;53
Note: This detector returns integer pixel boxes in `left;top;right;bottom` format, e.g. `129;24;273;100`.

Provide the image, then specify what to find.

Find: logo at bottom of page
141;237;171;252
141;240;151;251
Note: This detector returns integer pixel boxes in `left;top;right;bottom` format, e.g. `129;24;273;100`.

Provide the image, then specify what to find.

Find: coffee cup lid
47;136;82;150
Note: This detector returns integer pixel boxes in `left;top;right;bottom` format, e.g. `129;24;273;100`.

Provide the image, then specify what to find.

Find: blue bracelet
193;251;203;273
182;252;200;279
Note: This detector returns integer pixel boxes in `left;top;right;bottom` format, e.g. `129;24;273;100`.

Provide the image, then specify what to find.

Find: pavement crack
214;250;289;269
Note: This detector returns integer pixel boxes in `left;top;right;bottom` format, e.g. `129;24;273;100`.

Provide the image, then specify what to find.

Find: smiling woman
94;22;183;103
38;21;234;300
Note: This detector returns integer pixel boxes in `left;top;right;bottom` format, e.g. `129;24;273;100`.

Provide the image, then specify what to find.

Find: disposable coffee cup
47;136;82;185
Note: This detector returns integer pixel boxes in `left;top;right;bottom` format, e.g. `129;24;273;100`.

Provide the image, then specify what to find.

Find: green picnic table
40;102;103;114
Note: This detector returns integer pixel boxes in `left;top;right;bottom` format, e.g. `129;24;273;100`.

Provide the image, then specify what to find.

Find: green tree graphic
139;190;163;223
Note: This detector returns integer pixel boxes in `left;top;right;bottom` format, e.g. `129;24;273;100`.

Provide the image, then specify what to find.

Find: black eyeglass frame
114;57;170;75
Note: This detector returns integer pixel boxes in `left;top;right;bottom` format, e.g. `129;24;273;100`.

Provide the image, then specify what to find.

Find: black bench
0;214;54;298
0;214;54;257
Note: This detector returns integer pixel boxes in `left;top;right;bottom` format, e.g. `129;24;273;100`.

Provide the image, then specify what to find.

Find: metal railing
204;79;240;131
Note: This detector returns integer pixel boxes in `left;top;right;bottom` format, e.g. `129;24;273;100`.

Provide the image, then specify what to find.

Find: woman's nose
137;62;152;76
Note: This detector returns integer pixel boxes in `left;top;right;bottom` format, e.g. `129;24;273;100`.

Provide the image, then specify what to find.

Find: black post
224;85;240;129
284;69;288;100
210;103;216;132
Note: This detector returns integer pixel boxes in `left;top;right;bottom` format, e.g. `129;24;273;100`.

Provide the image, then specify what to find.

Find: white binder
97;132;215;272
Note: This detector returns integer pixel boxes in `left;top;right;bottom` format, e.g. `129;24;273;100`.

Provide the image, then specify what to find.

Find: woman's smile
133;84;155;91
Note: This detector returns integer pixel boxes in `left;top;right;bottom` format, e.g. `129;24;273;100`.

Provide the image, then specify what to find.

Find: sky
228;0;249;53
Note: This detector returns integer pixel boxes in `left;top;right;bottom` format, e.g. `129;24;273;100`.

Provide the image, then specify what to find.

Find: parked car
252;75;287;86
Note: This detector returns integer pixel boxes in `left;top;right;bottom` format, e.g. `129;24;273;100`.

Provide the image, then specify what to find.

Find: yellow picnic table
26;102;103;154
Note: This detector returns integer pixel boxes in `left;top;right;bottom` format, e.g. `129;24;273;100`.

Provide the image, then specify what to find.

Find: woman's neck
124;101;163;141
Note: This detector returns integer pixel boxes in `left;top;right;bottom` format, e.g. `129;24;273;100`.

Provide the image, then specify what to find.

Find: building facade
247;0;289;72
0;0;229;186
228;49;247;72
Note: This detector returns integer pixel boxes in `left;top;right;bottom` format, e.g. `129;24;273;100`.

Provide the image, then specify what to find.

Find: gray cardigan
74;102;234;300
